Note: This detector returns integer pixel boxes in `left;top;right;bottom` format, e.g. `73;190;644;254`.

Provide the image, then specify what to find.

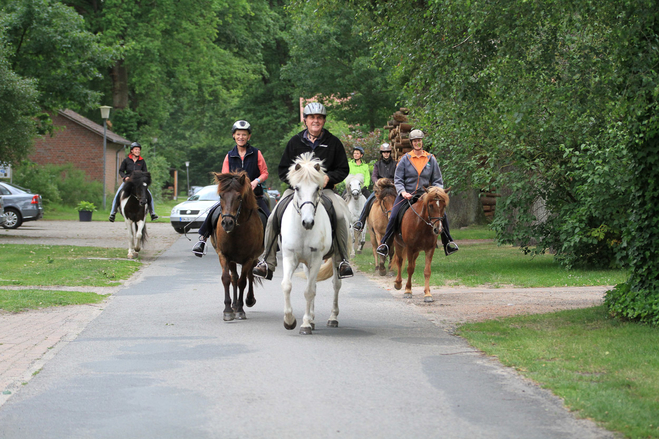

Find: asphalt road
0;236;612;439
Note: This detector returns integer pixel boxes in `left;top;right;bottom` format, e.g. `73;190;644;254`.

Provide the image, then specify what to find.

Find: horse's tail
316;258;334;281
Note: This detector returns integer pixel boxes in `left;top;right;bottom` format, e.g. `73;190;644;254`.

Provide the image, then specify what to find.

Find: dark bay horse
368;178;397;276
210;171;264;321
118;170;151;259
392;187;449;302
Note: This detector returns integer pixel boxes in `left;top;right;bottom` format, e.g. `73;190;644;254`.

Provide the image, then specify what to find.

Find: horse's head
423;186;450;235
346;174;364;199
288;152;326;230
125;171;151;206
213;171;257;233
374;178;397;217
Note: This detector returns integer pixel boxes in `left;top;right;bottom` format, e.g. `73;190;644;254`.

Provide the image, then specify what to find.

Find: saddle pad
273;193;337;239
394;194;422;231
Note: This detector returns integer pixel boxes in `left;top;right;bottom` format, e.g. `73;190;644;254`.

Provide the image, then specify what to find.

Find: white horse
280;153;349;335
344;174;367;255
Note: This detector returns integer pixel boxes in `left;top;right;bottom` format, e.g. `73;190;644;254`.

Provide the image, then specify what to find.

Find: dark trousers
357;192;376;225
379;194;454;247
198;196;270;239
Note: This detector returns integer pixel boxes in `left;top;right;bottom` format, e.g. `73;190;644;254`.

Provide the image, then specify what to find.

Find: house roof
58;109;131;145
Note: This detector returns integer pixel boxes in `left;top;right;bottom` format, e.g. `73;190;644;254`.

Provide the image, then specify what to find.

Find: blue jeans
110;182;156;215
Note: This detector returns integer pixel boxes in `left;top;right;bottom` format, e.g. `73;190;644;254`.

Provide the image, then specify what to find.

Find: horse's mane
125;170;151;186
288;152;326;187
374;178;396;201
344;173;364;186
423;186;449;207
213;171;258;210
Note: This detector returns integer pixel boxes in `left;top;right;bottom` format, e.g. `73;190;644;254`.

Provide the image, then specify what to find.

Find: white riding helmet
380;143;392;152
232;120;252;134
409;129;424;140
303;102;327;117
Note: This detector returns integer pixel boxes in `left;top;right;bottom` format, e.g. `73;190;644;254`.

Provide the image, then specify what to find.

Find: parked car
266;189;281;202
170;185;220;234
0;196;6;227
0;182;44;229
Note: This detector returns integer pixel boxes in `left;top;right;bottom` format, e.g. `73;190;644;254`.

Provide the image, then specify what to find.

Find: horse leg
230;261;239;311
126;220;137;259
404;250;420;298
245;260;257;308
300;260;321;335
328;254;341;328
281;256;297;330
393;246;404;290
220;256;234;321
358;227;366;253
423;248;435;303
234;265;248;320
134;219;145;252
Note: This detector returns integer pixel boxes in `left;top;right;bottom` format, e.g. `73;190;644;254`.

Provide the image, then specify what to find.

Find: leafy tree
0;0;114;112
283;2;398;131
0;39;38;165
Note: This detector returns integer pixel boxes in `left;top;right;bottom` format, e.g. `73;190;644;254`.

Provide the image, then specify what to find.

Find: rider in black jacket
353;142;396;231
108;142;158;222
252;102;354;280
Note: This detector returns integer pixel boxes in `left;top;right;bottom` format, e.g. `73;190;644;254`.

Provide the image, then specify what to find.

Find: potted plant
76;201;97;222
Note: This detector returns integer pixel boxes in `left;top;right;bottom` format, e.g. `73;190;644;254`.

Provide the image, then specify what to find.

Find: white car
170;185;219;234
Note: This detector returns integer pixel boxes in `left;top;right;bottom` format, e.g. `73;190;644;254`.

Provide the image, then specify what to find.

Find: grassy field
41;198;182;222
0;289;109;313
459;307;659;438
352;226;628;288
0;244;140;287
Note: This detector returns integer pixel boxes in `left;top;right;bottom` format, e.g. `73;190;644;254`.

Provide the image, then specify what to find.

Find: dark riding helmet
232;120;252;134
130;141;141;150
353;146;365;155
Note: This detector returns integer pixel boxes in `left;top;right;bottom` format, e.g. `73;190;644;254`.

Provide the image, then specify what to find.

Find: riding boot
151;213;159;221
440;214;459;256
108;213;116;222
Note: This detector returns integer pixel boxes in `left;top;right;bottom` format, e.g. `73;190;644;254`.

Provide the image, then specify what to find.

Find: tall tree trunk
110;60;129;109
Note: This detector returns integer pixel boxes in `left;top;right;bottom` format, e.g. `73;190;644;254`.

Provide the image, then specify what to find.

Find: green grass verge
458;306;659;438
352;239;627;288
0;244;141;286
41;199;181;223
452;224;496;240
0;289;109;313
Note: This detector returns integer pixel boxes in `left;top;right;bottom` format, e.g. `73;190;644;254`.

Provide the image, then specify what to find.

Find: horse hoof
327;320;338;328
223;312;235;321
394;281;402;290
310;322;315;330
245;297;256;308
299;327;312;335
403;293;413;299
356;250;362;255
424;296;434;303
379;269;387;276
235;312;246;320
284;319;297;330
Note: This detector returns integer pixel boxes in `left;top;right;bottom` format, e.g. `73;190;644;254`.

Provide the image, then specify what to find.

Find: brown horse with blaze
392;186;450;302
368;178;397;276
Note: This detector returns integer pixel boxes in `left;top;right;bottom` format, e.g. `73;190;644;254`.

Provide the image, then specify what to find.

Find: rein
292;186;320;216
407;196;443;233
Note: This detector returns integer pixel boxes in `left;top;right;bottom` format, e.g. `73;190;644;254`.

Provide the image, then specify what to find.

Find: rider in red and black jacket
108;142;158;222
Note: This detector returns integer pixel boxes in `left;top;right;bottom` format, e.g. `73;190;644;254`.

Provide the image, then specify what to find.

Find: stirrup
353;221;364;231
151;213;159;221
192;240;206;257
445;241;459;256
253;260;273;280
338;260;354;279
108;213;115;222
376;243;389;257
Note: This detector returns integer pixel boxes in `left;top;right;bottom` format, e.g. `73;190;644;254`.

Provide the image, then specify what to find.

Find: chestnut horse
210;172;264;321
368;178;397;276
392;187;449;302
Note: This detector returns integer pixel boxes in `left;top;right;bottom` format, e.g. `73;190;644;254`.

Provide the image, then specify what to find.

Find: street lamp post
100;106;112;210
185;161;190;196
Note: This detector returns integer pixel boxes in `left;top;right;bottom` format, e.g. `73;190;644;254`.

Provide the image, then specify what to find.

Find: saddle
273;192;337;239
209;202;268;234
393;193;422;233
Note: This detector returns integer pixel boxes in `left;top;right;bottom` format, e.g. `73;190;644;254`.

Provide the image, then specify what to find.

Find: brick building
30;109;131;194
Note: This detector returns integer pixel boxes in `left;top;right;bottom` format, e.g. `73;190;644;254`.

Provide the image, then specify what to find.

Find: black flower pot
79;211;93;222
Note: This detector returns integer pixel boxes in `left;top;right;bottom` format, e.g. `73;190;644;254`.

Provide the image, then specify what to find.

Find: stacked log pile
383;108;413;161
480;190;500;220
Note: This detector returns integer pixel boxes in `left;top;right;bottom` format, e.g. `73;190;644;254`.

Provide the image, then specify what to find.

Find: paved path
0;236;612;438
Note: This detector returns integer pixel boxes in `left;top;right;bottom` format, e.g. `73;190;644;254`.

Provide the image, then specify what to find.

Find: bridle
293;185;320;216
407;194;443;234
220;195;245;226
